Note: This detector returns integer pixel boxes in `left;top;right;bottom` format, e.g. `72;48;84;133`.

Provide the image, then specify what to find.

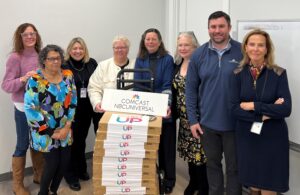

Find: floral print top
24;69;77;152
173;71;206;165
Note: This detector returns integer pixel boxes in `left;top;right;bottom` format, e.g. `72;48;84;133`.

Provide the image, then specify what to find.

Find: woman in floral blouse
172;31;208;195
24;44;77;195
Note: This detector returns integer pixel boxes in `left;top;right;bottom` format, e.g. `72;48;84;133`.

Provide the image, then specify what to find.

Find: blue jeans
13;107;30;157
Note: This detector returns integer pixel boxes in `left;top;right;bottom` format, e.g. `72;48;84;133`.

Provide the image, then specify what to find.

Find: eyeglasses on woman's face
113;46;128;51
21;32;37;38
46;57;61;63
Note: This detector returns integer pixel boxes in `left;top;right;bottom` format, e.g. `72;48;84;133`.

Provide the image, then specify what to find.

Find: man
185;11;242;195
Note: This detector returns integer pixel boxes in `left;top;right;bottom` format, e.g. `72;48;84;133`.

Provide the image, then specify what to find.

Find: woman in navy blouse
231;29;292;195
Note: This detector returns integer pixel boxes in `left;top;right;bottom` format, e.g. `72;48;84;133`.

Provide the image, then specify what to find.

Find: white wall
2;1;299;193
0;0;166;174
175;0;300;194
177;0;224;44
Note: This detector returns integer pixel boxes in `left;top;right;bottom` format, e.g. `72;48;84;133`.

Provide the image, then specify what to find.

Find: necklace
70;60;85;71
249;61;265;89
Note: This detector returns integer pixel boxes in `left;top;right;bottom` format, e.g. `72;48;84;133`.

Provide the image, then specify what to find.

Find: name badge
250;122;263;135
80;88;87;98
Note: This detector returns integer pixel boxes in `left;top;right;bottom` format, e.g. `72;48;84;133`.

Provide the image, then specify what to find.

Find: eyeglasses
21;32;37;38
46;57;61;62
113;47;128;51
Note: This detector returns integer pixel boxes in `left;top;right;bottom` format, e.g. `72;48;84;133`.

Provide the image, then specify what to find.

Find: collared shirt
209;39;232;57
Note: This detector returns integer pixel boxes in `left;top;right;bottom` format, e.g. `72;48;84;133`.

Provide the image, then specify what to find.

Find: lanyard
254;69;268;101
70;60;85;88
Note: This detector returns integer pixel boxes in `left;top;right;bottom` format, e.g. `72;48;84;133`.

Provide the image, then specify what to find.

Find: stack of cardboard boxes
93;112;162;195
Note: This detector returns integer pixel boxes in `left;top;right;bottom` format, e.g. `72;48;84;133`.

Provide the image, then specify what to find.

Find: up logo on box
116;115;143;123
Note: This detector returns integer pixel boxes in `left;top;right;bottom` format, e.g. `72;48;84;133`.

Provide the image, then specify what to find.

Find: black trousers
158;120;176;188
201;126;242;195
186;162;209;195
39;147;71;195
64;108;102;183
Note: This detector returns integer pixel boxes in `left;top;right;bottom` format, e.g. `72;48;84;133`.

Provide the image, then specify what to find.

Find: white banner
102;89;168;116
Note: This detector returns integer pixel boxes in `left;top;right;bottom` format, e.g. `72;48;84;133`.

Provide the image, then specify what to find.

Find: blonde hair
174;31;200;65
240;29;276;68
65;37;90;63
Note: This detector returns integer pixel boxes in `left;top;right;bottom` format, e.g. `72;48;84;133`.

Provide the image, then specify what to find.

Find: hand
26;70;37;77
51;126;70;140
51;131;61;140
163;107;171;119
240;102;254;111
95;103;105;113
20;75;29;83
20;70;37;83
190;123;203;139
274;98;284;104
262;115;270;121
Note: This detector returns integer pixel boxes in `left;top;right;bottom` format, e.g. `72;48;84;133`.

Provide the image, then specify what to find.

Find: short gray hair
112;35;130;48
39;44;64;68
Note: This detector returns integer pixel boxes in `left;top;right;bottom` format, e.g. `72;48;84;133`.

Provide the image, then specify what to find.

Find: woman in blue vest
134;28;175;194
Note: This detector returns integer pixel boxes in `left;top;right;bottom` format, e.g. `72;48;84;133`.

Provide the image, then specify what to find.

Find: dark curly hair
39;44;64;68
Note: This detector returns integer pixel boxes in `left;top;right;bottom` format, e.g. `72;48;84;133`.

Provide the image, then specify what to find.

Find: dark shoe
68;181;81;191
184;183;197;195
78;172;90;181
164;186;173;194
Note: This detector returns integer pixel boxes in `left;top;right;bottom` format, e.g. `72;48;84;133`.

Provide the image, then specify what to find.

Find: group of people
1;10;291;195
185;11;291;195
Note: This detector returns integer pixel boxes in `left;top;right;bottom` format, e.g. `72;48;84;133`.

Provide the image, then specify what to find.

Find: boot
250;189;261;195
30;148;44;184
184;162;198;195
196;163;208;195
12;157;30;195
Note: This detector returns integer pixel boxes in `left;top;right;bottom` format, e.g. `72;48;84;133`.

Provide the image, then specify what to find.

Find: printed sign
102;89;168;116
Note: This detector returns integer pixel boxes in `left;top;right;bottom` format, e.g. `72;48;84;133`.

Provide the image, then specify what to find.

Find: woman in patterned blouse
24;45;77;195
172;31;208;195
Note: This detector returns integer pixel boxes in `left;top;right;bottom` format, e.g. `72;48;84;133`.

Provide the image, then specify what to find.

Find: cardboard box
94;148;157;159
93;112;162;195
93;162;156;179
94;140;159;151
96;131;160;144
96;112;162;136
93;177;157;188
93;180;159;195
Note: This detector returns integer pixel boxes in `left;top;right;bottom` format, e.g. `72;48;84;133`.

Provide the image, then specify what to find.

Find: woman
134;28;175;194
24;45;77;195
231;29;292;195
88;35;135;113
172;31;208;195
63;37;101;191
1;23;44;195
